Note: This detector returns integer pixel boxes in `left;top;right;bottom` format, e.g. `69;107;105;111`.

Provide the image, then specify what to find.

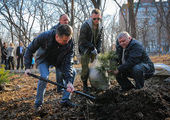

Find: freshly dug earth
0;73;170;120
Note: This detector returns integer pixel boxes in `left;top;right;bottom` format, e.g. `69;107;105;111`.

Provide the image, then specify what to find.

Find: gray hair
117;31;131;40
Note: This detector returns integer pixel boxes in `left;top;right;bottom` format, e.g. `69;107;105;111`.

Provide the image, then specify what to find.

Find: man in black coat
50;14;75;94
51;14;70;30
1;42;8;69
78;8;103;92
24;24;76;110
113;31;155;91
16;42;25;70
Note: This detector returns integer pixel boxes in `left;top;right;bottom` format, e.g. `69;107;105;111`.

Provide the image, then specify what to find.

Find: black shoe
34;105;43;112
57;88;64;93
60;100;77;107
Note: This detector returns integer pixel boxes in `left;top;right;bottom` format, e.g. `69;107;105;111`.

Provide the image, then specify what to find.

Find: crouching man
24;24;76;110
113;31;155;91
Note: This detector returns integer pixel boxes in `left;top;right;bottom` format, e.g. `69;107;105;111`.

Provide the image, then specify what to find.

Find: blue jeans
35;62;76;107
116;63;154;90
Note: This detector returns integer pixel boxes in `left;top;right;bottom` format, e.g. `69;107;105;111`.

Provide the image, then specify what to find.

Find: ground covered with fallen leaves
0;72;170;120
0;54;170;120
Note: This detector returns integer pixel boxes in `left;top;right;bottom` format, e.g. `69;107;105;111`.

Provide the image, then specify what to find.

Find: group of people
1;42;25;70
23;8;155;111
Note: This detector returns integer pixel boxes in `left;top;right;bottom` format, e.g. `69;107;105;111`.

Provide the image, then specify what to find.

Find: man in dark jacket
50;14;75;93
51;14;70;30
16;42;25;70
1;42;8;69
24;24;76;110
78;8;103;92
113;31;155;91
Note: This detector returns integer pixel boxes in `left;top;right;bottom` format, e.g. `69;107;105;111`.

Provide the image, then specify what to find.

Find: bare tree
153;0;170;53
113;0;141;38
0;0;38;46
91;0;101;8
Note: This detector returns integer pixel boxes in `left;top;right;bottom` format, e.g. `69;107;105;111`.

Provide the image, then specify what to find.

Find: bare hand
66;82;74;93
113;69;119;75
25;69;31;76
107;69;119;75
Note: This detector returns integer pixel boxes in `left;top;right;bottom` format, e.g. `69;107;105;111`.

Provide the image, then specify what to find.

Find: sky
104;0;126;16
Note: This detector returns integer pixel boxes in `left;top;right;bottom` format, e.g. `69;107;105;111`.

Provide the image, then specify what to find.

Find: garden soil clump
0;74;170;120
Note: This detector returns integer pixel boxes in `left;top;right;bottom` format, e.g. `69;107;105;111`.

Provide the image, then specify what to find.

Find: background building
119;0;169;54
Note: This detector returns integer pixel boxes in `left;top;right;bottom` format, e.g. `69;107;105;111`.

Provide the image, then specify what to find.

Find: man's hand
107;69;119;75
91;48;98;62
66;82;74;93
113;69;119;75
91;48;98;55
25;69;31;76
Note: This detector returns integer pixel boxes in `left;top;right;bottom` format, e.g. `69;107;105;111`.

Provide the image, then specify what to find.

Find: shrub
96;51;118;80
0;64;11;85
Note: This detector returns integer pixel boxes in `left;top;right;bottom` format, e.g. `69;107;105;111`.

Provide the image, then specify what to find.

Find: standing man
1;42;8;69
113;31;155;91
78;9;103;92
16;42;25;70
51;14;76;93
51;14;70;30
24;24;76;110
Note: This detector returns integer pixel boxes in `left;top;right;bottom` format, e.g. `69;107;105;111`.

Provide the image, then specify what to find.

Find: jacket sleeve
118;43;143;72
24;32;48;69
78;23;94;55
96;27;103;53
61;41;74;83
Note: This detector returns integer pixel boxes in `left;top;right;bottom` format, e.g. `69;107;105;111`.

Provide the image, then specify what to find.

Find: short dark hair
91;8;101;15
59;14;66;19
56;24;73;37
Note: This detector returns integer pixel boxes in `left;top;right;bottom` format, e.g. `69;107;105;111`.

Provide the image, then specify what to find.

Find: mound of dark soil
85;88;169;120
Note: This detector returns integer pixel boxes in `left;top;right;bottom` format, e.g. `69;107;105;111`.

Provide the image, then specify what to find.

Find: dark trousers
116;63;154;89
8;56;14;70
80;54;91;83
1;57;8;69
17;55;24;70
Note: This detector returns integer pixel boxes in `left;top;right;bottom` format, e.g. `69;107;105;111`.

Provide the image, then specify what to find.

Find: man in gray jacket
78;9;103;92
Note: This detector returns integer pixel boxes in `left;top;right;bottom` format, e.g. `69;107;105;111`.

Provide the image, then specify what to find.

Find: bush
0;64;11;85
96;51;118;80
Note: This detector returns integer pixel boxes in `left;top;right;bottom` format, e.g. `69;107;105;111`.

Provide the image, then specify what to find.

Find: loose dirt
0;72;169;120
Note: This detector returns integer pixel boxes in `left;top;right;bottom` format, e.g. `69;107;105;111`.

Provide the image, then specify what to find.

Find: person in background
1;42;8;69
51;14;76;94
24;24;76;111
16;42;25;70
78;8;103;93
7;43;15;70
51;14;70;30
112;31;155;91
30;55;35;69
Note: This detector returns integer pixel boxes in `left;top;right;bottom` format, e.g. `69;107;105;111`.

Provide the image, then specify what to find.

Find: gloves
25;69;31;76
66;82;74;93
91;48;98;55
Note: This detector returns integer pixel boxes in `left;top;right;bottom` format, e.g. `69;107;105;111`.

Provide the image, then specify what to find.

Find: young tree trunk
128;0;136;38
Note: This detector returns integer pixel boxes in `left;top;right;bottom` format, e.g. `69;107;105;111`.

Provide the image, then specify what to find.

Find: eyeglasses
93;18;101;21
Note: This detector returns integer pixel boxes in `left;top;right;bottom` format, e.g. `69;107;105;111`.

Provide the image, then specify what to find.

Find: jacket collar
86;18;102;31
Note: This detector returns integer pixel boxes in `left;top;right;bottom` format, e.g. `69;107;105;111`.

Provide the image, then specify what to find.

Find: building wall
119;0;169;54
